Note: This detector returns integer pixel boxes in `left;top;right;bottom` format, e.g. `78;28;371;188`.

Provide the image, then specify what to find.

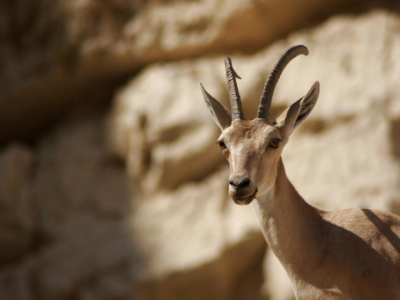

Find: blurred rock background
2;0;400;299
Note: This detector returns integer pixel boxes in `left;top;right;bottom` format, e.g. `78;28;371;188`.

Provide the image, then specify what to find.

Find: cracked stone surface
0;0;356;141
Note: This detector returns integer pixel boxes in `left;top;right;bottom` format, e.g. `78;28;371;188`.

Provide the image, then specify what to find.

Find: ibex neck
253;158;326;282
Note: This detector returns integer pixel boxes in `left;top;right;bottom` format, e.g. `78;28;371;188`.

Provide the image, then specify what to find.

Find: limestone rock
130;168;266;300
34;219;135;300
0;258;36;300
0;0;356;142
0;144;35;265
106;59;229;193
29;115;135;300
33;115;130;240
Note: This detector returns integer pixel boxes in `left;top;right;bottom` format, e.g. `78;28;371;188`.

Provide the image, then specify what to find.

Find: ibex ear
275;81;319;138
200;83;232;131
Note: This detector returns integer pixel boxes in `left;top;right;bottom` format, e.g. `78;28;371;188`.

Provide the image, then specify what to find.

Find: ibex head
201;45;319;205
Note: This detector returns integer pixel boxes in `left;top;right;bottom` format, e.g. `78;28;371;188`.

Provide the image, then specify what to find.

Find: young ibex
200;45;400;299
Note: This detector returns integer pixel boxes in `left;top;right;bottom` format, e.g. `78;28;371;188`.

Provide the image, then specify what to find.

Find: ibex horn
257;45;309;121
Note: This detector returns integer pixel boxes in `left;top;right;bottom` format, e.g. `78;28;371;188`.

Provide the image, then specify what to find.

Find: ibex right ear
200;83;232;131
275;81;319;138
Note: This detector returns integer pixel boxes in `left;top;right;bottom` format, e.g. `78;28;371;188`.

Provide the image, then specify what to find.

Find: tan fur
202;46;400;299
222;120;400;299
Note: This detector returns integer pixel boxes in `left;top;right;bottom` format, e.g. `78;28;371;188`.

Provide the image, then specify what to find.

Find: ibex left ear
275;81;320;138
200;83;232;131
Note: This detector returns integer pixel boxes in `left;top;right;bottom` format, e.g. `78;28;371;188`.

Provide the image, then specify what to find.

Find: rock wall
2;1;400;300
1;0;361;141
0;115;136;300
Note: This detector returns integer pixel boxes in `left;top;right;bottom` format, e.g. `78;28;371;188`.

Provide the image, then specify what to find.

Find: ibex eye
218;141;226;150
269;139;281;149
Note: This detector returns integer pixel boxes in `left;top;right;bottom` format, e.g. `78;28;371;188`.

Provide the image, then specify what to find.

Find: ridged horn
225;57;244;120
257;45;309;120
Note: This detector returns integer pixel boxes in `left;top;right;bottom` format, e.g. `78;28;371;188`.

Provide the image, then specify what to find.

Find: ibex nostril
229;177;251;191
240;178;250;188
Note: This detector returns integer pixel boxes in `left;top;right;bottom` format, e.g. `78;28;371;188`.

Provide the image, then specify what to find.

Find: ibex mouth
232;188;258;206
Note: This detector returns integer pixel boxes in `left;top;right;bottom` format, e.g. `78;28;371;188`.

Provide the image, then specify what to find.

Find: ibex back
200;45;400;300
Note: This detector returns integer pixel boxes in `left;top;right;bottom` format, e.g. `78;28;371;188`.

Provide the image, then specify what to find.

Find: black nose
229;176;251;191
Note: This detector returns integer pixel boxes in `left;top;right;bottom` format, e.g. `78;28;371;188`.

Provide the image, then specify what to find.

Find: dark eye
218;141;226;150
269;139;281;149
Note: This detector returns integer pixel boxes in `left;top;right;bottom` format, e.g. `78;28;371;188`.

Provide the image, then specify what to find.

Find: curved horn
257;45;309;120
225;57;244;120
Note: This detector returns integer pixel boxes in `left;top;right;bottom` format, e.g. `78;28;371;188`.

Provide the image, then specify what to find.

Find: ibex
200;45;400;299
